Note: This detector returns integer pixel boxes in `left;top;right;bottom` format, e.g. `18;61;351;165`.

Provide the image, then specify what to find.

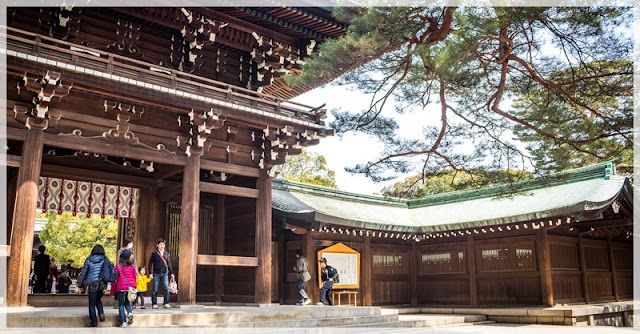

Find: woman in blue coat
77;245;110;327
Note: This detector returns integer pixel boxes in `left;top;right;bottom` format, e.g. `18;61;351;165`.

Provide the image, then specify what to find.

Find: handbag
169;278;178;294
302;271;311;282
117;264;138;303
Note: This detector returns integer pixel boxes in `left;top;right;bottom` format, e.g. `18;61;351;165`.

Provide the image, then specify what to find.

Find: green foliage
38;211;118;268
381;169;533;199
285;7;632;187
274;150;338;188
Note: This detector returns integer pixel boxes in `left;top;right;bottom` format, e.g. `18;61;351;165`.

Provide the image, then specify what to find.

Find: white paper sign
321;252;358;286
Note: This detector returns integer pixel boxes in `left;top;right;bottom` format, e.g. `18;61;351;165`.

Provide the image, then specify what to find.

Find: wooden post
177;154;201;304
363;236;373;306
214;195;225;304
578;234;590;303
466;234;479;305
607;237;620;301
537;228;554;306
7;126;45;307
410;241;418;305
302;231;316;303
6;169;18;242
135;188;160;270
254;168;272;304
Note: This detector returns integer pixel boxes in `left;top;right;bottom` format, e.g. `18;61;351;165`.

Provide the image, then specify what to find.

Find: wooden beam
578;234;590;303
0;245;10;257
199;182;259;198
214;195;226;303
607;237;620;301
40;164;160;188
157;183;183;202
177;154;201;304
4;127;26;141
200;159;260;178
197;255;258;267
43;133;187;166
156;166;184;180
573;218;632;230
3;154;22;167
7;126;45;307
254;169;272;304
467;234;479;305
537;228;554;306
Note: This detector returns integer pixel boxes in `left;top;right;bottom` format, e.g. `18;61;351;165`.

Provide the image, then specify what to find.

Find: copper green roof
272;161;630;233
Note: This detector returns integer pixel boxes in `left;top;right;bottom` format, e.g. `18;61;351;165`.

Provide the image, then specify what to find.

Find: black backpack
329;266;339;283
101;257;118;283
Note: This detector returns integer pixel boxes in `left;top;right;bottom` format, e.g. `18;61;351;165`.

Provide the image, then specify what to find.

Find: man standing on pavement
148;238;174;309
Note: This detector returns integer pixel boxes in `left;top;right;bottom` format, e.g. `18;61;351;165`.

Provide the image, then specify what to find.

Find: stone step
7;306;382;328
339;314;489;329
177;314;399;328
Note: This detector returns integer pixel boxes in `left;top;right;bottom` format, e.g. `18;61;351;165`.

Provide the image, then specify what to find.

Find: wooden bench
330;290;358;306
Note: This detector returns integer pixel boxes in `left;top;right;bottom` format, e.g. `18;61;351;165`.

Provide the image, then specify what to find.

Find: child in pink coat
114;249;137;328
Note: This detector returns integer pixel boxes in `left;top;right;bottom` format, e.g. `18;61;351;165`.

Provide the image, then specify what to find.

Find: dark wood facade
276;221;633;307
3;7;346;307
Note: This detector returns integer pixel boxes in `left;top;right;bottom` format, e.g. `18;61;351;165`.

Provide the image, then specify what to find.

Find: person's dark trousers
87;282;105;327
34;278;48;293
319;281;334;305
116;291;132;325
136;291;146;307
151;272;170;306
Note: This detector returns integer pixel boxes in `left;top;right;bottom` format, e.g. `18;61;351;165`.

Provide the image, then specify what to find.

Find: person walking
77;245;110;328
293;249;311;305
134;266;152;309
57;271;72;293
33;245;50;293
148;238;174;309
317;258;338;306
114;249;137;328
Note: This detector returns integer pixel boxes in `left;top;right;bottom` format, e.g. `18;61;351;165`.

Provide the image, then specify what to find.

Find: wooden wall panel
550;243;579;270
417;278;470;304
372;246;410;305
477;274;541;305
586;272;613;299
616;273;633;298
552;273;583;302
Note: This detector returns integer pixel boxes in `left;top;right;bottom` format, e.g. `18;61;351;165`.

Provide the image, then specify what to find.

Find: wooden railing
4;27;327;125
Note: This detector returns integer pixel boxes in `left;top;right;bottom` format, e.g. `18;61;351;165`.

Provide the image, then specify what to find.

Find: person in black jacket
317;258;337;306
148;238;174;309
33;245;50;293
57;271;72;293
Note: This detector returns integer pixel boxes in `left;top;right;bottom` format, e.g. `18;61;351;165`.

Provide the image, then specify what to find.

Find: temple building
274;161;633;306
3;7;633;309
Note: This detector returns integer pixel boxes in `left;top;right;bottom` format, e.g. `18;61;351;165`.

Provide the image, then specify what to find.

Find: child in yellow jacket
135;266;152;309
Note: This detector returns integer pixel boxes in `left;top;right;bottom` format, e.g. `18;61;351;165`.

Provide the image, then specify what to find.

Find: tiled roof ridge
272;160;618;207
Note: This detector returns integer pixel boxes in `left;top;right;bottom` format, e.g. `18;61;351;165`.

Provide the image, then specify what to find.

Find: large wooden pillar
7;125;45;307
214;195;225;304
302;231;316;303
177;154;201;304
537;228;554;306
466;234;479;305
363;236;373;306
607;237;620;301
578;234;590;303
254;169;272;304
409;241;418;305
135;187;160;267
